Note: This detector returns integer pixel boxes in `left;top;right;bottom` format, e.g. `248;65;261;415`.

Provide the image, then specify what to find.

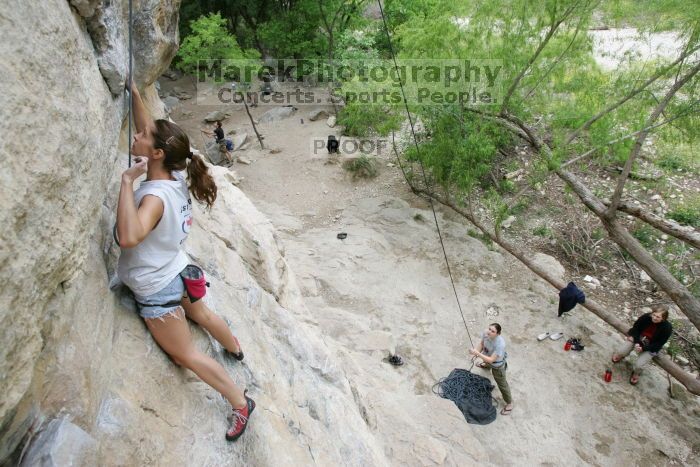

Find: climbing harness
376;0;474;349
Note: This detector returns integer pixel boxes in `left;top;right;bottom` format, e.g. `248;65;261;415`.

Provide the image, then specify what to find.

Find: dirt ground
163;76;699;466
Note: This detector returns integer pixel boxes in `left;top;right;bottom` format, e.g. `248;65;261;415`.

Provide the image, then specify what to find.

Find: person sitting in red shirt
611;307;672;385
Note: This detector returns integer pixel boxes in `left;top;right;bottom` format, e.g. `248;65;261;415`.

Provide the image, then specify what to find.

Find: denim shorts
134;274;185;320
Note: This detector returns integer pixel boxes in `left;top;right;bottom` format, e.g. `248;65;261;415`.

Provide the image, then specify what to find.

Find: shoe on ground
537;332;551;341
549;332;564;340
226;392;255;441
388;354;404;366
629;373;640;385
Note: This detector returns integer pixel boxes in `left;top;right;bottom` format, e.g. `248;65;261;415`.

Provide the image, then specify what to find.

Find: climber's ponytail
153;119;218;209
186;152;217;209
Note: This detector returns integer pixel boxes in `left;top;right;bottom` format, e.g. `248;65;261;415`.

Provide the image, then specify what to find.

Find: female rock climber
470;323;514;415
611;306;673;385
116;80;254;441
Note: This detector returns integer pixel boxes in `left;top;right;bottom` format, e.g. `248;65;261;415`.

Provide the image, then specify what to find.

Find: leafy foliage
343;154;379;178
668;197;700;228
337;104;402;137
176;13;259;75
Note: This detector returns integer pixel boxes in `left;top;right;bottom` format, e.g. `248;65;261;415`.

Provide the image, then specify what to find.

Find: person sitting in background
611;306;672;385
201;121;233;165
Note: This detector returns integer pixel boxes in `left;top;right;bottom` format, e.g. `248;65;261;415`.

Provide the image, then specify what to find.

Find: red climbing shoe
226;392;255;442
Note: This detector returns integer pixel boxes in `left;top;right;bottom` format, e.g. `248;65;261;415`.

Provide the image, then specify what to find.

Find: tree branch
565;45;700;144
557;168;700;331
411;184;700;396
605;200;700;249
500;1;580;114
606;61;700;218
524;10;588;100
561;103;700;167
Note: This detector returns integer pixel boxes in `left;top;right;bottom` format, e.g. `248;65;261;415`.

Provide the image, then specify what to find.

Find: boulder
531;253;566;283
161;68;183;81
259;106;296;123
501;215;516;229
204;110;228;122
162;95;179;112
204;140;227;165
224;171;243;186
231;133;248;151
309;109;330;121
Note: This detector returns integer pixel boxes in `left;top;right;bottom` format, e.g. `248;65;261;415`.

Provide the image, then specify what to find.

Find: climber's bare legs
145;308;246;409
181;296;242;354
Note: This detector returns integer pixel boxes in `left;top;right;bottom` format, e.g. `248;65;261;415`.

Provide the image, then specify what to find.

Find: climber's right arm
130;81;152;135
116;158;164;248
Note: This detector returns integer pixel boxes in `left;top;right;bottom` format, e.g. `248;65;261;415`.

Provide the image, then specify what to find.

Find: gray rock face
20;418;97;467
259;106;296;123
69;0;181;94
1;1;390;465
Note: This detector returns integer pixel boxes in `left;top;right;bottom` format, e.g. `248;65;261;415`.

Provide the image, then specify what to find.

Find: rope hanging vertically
376;0;475;348
127;0;133;168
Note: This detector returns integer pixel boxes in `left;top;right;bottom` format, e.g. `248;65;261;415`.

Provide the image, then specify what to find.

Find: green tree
176;12;259;75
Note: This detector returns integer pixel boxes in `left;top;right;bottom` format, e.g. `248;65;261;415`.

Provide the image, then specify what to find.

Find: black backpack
434;368;497;425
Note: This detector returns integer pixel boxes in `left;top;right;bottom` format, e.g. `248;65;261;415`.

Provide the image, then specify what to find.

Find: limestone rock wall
0;1;384;464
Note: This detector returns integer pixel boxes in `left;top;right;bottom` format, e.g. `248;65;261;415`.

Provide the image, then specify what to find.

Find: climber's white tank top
117;171;193;297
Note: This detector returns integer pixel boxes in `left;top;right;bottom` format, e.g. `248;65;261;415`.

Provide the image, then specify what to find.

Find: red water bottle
604;368;612;383
564;340;572;351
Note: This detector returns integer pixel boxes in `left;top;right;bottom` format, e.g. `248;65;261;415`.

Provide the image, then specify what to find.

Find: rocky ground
159;75;699;466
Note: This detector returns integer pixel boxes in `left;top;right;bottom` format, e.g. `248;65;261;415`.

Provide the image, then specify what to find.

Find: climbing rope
432;368;498;425
126;0;133;167
376;0;475;348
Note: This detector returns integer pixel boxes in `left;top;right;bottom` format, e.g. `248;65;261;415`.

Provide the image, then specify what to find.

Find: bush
343;155;379;179
533;225;553;237
632;223;656;247
468;229;495;250
337;104;402;137
656;142;699;174
668;200;700;228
